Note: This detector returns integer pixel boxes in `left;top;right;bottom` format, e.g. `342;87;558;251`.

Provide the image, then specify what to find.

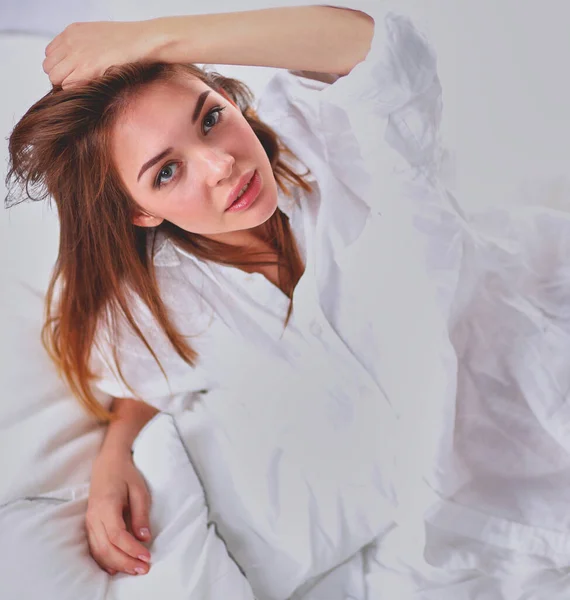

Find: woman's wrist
148;6;374;76
99;398;159;458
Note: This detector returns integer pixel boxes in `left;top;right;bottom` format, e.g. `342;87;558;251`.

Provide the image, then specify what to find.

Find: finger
89;520;150;576
128;484;152;543
61;76;90;90
42;47;67;75
45;35;63;57
87;521;118;572
101;508;151;564
48;58;75;87
94;539;150;575
61;63;108;89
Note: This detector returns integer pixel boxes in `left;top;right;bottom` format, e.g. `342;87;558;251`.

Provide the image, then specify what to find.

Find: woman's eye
155;162;179;189
152;105;226;189
202;105;226;134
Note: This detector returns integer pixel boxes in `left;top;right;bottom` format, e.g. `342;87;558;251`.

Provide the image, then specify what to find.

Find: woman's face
111;75;279;243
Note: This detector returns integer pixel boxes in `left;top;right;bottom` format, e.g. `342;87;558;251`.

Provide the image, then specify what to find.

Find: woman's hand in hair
43;7;374;89
42;20;162;89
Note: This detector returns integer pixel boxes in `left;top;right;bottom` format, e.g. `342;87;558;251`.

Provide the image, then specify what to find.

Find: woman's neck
203;222;273;251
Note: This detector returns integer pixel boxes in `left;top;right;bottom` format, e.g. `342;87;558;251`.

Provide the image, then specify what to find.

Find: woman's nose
198;148;235;187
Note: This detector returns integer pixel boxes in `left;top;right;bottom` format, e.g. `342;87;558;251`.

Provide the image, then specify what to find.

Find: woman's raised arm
43;5;374;88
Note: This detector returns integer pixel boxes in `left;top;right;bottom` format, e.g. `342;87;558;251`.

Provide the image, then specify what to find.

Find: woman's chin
258;196;279;224
240;192;279;229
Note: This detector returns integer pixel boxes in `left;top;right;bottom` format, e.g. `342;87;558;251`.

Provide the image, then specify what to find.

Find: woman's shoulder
95;235;216;359
90;270;215;404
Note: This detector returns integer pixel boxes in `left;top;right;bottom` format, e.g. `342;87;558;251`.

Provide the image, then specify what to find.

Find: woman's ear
132;211;164;228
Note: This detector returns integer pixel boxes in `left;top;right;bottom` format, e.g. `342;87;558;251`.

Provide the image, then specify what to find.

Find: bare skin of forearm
152;6;375;76
99;397;159;458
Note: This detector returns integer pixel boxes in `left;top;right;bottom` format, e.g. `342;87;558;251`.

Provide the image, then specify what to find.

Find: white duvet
4;1;570;599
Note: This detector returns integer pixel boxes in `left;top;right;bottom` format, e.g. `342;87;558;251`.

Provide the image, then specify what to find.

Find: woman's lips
225;170;261;213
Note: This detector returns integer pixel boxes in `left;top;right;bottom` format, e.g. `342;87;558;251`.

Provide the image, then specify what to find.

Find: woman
10;2;568;597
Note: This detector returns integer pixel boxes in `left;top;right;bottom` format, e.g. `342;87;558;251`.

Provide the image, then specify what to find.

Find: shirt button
310;321;323;337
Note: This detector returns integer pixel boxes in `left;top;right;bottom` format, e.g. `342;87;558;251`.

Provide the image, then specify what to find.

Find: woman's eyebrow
137;148;173;182
192;90;211;124
137;90;212;182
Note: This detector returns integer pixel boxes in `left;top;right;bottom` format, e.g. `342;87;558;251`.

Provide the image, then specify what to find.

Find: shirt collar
150;230;181;268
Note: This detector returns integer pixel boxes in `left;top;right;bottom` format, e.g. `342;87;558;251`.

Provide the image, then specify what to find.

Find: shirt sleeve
256;2;444;213
89;303;211;413
325;2;443;167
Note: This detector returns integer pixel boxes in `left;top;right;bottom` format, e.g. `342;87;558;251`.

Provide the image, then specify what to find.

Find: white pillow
0;414;255;600
0;494;108;600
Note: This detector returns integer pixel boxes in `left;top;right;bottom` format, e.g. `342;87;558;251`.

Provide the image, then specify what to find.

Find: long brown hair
6;62;312;422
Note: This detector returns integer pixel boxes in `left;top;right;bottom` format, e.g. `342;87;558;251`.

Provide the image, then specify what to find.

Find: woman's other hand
86;450;154;576
42;20;160;89
86;397;159;575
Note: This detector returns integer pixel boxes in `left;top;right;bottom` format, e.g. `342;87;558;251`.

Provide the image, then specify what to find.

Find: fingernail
126;569;136;575
138;554;150;563
134;567;146;575
139;527;150;538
